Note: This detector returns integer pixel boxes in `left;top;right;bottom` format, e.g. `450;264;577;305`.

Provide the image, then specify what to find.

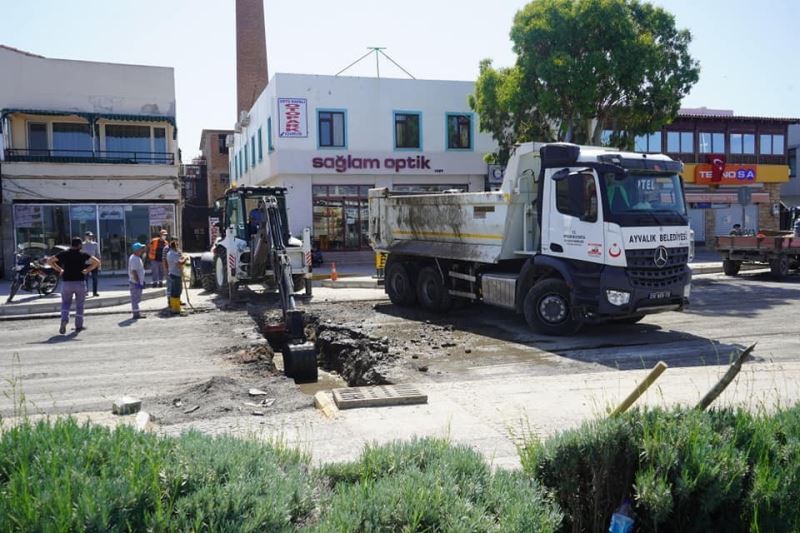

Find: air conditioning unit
239;110;250;127
225;134;235;148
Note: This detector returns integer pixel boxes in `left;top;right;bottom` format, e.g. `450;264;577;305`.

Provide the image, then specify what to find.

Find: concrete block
314;391;339;419
134;411;152;431
112;396;142;415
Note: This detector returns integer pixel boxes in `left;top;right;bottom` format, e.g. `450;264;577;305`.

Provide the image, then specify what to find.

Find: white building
230;73;496;251
0;45;179;275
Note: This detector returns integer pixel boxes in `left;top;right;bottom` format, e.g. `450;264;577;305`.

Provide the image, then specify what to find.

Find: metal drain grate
332;384;428;409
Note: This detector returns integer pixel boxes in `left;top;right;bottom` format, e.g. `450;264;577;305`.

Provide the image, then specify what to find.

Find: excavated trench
254;308;398;387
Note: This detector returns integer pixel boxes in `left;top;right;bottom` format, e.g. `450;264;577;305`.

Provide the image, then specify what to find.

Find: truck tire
215;254;229;294
386;261;416;306
416;266;452;312
201;272;216;292
722;259;741;276
770;256;789;279
523;278;582;336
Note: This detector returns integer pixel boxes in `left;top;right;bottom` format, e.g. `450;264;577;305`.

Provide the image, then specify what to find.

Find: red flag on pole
708;154;725;183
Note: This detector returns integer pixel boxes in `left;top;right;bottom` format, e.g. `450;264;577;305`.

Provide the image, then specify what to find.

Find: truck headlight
606;289;631;306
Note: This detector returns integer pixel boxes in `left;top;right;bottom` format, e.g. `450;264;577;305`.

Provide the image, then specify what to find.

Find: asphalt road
2;271;799;467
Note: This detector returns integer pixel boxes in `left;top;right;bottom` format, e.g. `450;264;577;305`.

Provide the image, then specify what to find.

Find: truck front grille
625;247;689;289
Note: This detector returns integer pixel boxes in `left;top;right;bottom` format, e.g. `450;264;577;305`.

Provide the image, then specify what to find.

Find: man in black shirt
47;237;101;334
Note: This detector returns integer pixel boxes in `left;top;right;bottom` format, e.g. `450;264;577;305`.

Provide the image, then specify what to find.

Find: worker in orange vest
148;229;169;288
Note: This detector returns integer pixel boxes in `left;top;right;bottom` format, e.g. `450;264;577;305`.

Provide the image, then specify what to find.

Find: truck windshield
600;173;687;226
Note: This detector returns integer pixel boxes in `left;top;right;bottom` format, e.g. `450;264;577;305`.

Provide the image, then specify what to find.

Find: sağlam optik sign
277;98;308;138
312;154;432;173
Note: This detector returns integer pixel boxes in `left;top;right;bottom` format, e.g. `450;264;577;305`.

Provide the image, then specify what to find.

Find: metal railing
4;148;174;165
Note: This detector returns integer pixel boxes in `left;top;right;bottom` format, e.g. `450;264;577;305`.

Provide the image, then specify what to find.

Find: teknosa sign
694;163;757;186
277;98;308;138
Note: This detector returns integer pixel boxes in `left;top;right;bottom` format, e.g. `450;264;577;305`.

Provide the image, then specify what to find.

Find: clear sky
3;0;797;157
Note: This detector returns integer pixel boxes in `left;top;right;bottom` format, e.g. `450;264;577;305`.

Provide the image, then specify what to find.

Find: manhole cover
332;384;428;409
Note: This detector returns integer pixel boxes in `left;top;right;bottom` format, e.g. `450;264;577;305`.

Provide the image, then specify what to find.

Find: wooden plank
332;384;428;409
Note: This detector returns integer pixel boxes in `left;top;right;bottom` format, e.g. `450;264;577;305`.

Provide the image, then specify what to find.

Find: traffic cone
330;262;338;281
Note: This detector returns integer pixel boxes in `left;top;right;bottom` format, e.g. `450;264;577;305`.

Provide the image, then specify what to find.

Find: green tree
469;0;699;164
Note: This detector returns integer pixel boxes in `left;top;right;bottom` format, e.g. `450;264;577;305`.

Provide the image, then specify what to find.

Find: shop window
760;134;785;156
154;128;167;159
730;133;755;155
318;110;346;148
634;132;661;153
105;125;151;157
312;184;372;250
394;112;421;149
447;113;472;150
699;132;725;154
667;131;693;153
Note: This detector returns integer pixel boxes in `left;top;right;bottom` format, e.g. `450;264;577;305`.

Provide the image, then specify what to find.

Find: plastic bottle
608;499;635;533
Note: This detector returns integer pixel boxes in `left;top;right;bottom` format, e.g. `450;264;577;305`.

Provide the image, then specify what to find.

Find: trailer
369;142;694;336
716;232;800;278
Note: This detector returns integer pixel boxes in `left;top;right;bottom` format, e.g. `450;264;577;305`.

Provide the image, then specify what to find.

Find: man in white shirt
128;242;147;319
83;231;101;296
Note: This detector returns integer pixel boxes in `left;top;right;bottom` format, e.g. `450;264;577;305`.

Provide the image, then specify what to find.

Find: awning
0;108;177;139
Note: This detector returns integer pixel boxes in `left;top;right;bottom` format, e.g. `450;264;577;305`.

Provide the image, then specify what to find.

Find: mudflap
283;342;318;383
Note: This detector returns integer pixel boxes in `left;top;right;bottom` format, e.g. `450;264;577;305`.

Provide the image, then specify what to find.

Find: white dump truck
368;142;694;335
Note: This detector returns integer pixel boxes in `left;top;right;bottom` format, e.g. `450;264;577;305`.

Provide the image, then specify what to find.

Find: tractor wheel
722;259;741;276
215;254;229;295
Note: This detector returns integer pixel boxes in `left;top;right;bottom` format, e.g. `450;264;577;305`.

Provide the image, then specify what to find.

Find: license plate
649;291;670;300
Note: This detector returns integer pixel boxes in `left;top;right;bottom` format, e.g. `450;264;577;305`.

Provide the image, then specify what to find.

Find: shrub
0;420;318;532
315;437;563;532
519;406;800;533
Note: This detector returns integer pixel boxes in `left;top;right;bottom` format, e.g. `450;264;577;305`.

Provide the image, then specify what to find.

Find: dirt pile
225;343;276;372
150;375;312;425
313;323;396;386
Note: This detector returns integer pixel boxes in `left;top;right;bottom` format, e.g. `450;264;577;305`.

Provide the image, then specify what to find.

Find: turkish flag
708;154;725;183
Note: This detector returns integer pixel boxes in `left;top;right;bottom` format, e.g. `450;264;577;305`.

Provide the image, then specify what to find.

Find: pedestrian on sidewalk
165;239;186;315
148;229;168;288
128;242;147;320
82;231;101;297
47;237;101;334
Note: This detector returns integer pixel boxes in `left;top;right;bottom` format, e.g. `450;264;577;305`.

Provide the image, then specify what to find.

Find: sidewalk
0;275;164;318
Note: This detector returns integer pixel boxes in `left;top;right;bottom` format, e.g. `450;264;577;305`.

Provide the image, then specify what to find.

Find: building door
312;185;372;250
688;208;706;243
99;206;126;272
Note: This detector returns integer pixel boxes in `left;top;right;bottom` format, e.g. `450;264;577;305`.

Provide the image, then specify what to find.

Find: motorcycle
6;246;63;303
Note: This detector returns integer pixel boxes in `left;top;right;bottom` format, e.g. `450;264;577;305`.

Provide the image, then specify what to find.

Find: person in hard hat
128;242;147;320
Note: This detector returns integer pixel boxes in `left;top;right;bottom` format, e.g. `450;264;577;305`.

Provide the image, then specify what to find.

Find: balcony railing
4;148;175;165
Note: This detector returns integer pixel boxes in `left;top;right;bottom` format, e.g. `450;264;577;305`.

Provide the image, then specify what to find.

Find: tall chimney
235;0;268;119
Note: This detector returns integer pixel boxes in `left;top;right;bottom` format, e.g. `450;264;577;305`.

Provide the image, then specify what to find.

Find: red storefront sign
694;163;757;185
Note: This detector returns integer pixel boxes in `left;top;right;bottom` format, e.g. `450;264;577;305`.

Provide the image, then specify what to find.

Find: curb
320;279;380;289
0;289;163;318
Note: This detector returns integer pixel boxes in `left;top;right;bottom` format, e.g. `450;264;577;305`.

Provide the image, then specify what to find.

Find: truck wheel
201;273;216;292
722;259;741;276
215;255;229;294
386;261;416;306
523;278;582;336
770;256;789;279
416;266;452;312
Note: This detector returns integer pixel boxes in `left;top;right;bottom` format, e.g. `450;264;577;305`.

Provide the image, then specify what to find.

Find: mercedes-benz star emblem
654;246;669;268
